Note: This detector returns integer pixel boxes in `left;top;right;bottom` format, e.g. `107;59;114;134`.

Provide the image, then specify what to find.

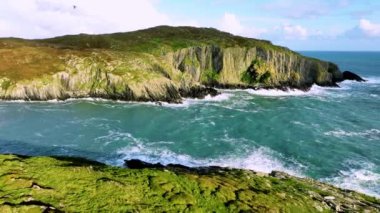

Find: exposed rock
179;85;219;99
270;171;290;179
125;159;164;169
343;71;366;82
324;196;336;200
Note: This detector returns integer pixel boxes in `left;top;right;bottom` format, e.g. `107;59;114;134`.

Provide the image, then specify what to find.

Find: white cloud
283;24;308;40
359;19;380;37
262;0;352;19
263;0;330;19
218;13;267;38
246;28;268;38
0;0;171;38
219;13;244;35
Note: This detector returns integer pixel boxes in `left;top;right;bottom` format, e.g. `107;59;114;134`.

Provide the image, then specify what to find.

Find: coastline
0;83;341;104
0;154;379;212
1;27;378;211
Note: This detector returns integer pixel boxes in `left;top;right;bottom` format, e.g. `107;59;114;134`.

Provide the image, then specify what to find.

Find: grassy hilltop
0;26;288;82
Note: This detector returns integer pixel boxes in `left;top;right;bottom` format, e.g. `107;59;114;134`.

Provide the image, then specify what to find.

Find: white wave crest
0;100;27;103
96;130;136;142
162;93;232;108
324;129;380;140
366;76;380;84
203;93;232;101
322;161;380;198
212;147;304;175
115;141;303;176
336;76;380;89
245;85;327;97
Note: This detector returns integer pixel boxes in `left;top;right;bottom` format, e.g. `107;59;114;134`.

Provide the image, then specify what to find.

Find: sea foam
245;85;327;97
161;92;232;108
114;136;303;176
324;129;380;141
322;161;380;198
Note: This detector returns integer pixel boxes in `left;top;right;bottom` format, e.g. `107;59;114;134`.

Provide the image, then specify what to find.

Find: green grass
37;26;294;54
0;154;379;212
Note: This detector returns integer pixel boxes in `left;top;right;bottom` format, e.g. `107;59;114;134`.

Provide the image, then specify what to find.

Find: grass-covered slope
0;26;343;102
0;154;379;212
40;26;288;53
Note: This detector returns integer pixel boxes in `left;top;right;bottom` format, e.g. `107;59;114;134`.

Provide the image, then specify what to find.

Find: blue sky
1;0;379;50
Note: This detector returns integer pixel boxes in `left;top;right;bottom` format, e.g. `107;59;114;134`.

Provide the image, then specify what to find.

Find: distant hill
0;26;342;102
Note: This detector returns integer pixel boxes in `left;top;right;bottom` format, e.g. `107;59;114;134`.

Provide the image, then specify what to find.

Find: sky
0;0;380;51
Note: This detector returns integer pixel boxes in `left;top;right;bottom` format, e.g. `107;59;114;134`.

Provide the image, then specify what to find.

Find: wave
322;160;380;198
336;76;380;89
95;130;146;146
324;129;380;141
0;99;27;103
162;93;232;108
244;85;328;97
113;136;304;176
365;76;380;84
241;77;379;98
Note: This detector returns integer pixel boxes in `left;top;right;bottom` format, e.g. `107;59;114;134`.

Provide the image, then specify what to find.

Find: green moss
0;154;378;212
0;78;12;90
201;69;220;85
241;58;271;85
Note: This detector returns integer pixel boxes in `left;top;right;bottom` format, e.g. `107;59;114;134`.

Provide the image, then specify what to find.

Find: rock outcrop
167;45;343;89
343;70;366;82
0;26;363;102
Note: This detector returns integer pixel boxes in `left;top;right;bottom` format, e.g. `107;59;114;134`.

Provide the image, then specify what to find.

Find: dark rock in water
125;159;229;174
179;85;219;99
343;71;366;82
125;159;164;169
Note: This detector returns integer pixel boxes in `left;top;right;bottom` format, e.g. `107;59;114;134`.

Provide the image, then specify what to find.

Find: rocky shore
0;154;379;212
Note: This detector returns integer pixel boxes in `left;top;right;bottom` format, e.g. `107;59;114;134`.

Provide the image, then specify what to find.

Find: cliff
0;154;379;212
0;26;343;102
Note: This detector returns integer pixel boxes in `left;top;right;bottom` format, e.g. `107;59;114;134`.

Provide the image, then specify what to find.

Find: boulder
342;71;366;82
124;159;164;169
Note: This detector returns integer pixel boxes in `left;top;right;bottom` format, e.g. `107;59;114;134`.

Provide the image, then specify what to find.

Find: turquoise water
0;52;379;197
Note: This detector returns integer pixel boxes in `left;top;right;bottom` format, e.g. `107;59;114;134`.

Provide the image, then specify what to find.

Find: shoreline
0;83;345;104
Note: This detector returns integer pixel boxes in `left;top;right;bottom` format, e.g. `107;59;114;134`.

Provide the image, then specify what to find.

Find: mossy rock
0;154;379;212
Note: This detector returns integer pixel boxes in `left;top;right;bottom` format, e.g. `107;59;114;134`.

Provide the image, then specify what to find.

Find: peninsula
0;26;349;102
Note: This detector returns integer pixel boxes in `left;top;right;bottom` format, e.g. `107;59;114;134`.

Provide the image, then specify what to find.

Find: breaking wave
324;129;380;141
322;160;380;198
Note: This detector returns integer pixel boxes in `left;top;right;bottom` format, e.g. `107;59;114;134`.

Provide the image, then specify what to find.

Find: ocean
0;51;379;197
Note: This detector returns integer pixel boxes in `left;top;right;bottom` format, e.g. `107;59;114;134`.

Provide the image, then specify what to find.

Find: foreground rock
0;26;351;102
0;155;378;212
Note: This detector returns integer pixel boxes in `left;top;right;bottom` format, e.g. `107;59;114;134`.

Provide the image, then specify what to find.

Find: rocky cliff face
0;27;344;102
167;45;342;89
0;53;186;102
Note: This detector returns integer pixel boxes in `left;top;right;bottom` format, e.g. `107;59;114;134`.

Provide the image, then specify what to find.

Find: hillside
0;26;343;102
